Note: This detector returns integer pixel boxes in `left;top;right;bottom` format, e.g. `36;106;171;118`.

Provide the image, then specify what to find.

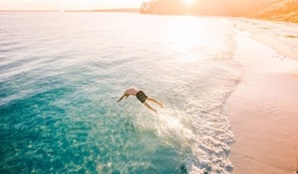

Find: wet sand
228;32;298;174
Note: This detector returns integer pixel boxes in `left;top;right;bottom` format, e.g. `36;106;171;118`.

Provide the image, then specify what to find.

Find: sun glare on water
166;17;211;62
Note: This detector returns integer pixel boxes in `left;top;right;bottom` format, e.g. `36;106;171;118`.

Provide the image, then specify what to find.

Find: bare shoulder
125;87;139;95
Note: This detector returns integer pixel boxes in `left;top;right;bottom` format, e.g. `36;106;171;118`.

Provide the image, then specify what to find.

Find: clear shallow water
0;12;243;173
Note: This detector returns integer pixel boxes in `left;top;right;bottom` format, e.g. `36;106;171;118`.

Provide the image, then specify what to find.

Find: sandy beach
228;31;298;173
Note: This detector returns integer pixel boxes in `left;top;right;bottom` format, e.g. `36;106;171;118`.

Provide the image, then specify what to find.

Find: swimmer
117;87;163;114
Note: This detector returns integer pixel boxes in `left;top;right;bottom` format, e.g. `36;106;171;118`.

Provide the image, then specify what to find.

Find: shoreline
253;33;298;61
227;31;298;173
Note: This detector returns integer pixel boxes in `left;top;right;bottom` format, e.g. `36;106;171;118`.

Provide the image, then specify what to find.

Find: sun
182;0;194;4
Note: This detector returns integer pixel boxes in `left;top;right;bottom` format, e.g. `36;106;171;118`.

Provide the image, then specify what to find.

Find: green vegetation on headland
257;0;298;23
140;0;298;23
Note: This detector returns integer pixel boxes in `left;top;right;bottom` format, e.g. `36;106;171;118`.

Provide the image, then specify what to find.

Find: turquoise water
0;13;241;173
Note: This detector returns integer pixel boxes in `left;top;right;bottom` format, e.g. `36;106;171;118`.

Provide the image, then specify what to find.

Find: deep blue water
0;12;244;173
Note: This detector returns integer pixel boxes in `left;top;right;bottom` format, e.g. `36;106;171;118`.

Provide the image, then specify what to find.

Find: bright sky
0;0;145;10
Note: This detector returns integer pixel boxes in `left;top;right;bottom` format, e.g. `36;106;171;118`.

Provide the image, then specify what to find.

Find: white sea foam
130;55;240;173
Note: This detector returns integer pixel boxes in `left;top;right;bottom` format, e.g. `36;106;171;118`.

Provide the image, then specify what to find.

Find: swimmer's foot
159;103;164;108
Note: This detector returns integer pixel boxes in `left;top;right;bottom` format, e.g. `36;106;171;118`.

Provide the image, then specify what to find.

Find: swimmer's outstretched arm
117;93;128;102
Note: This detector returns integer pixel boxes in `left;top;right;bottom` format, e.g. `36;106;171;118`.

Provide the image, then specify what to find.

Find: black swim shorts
136;90;148;103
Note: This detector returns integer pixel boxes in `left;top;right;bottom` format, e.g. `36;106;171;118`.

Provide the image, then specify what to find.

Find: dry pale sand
228;32;298;174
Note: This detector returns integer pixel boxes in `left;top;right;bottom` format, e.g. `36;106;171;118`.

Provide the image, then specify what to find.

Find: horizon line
0;8;139;12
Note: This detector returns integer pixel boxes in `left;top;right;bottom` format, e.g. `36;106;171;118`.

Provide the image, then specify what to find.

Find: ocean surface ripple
0;12;246;173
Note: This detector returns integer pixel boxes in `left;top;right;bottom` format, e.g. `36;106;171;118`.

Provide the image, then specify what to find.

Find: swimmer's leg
143;102;158;114
146;97;163;108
